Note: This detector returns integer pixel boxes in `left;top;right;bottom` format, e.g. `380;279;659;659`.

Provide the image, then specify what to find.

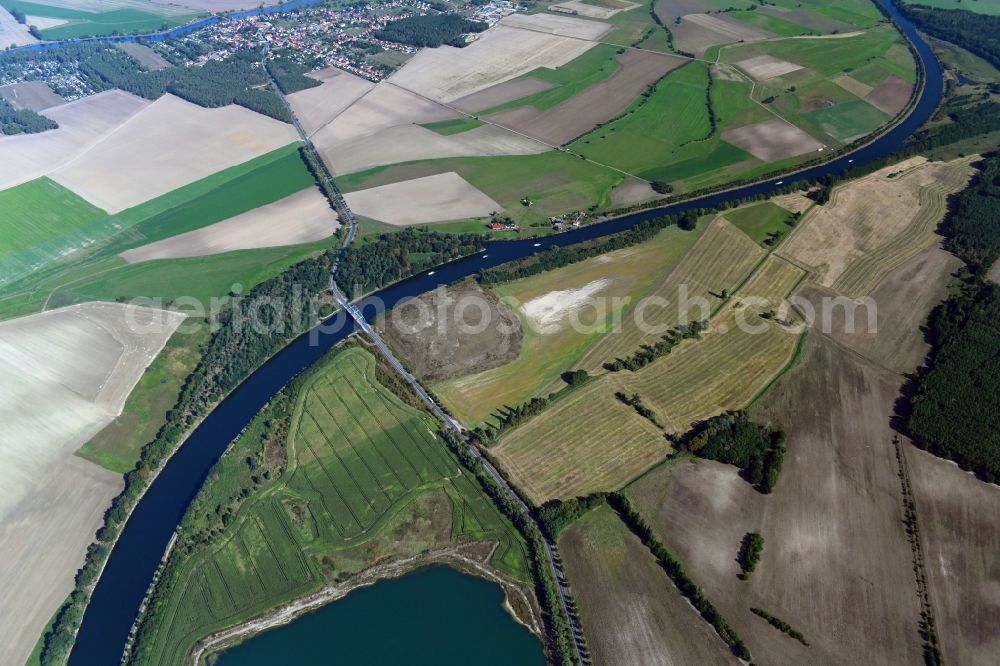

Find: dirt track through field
486;50;688;146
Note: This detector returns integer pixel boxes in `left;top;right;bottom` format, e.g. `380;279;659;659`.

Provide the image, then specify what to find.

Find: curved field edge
127;345;534;666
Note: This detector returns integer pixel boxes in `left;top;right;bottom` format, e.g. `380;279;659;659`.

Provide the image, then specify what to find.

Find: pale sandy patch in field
451;76;557;114
24;14;67;29
121;187;337;263
0;7;38;48
549;0;639;19
610;177;659;207
318;122;548;175
344;172;501;225
0;80;64;111
50;94;298;213
388;24;596;103
288;67;375;137
779;157;975;289
499;12;611;40
832;73;874;98
0;301;184;666
735;54;803;81
865;74;914;116
722;116;824;162
520;278;612;334
0;90;150;191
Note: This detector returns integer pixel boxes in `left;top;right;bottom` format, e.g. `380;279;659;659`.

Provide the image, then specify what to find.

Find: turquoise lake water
213;566;545;665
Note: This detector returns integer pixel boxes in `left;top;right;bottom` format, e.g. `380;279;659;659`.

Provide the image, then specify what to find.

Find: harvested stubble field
560;505;738;666
0;80;63;111
387;23;597;103
50;94;298;213
0;302;184;666
671;11;772;56
451;77;558;114
578;217;764;373
433;224;705;425
136;348;532;665
120;187;338;263
380;281;522;383
779;156;976;296
0;90;149;192
626;306;802;432
287;67;374;137
491;375;670;503
499;12;612;40
735;54;804;81
485;49;687;146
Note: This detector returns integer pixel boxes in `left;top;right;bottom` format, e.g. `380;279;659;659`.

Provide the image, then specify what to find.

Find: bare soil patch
120;187;338;263
0;90;149;192
0;6;37;48
907;447;1000;665
832;73;874;98
722;116;824;162
677;12;772;54
379;281;522;383
486;49;687;145
735;54;803;81
631;332;926;665
50;93;298;213
344;171;501;225
610;177;659;207
864;74;914;116
451;77;558;114
499;12;612;40
287;67;375;137
388;24;597;103
118;42;171;71
560;505;738;666
0;81;64;111
0;301;183;665
549;0;639;19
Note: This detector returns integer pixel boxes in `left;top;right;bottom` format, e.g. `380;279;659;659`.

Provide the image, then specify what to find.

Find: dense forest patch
374;14;487;48
683;411;787;493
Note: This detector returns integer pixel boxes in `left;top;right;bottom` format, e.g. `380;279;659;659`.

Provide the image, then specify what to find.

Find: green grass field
778;0;885;27
433;222;707;426
0;0;200;39
901;0;1000;15
806;99;891;142
336;151;626;227
477;43;624;115
727;9;815;36
131;346;531;666
420;117;485;135
722;202;797;246
0;178;108;289
76;325;209;473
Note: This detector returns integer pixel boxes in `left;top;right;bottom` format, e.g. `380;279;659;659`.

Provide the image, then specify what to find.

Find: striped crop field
832;159;976;297
578;217;765;372
735;253;806;309
492;376;671;503
132;347;531;665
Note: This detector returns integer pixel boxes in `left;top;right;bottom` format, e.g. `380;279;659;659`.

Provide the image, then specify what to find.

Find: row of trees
536;493;608;539
604;320;706;372
440;429;580;665
608;492;752;660
0;96;57;135
750;607;809;646
614;391;662;428
900;4;1000;71
335;228;487;298
374;14;487;48
683;411;787;494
